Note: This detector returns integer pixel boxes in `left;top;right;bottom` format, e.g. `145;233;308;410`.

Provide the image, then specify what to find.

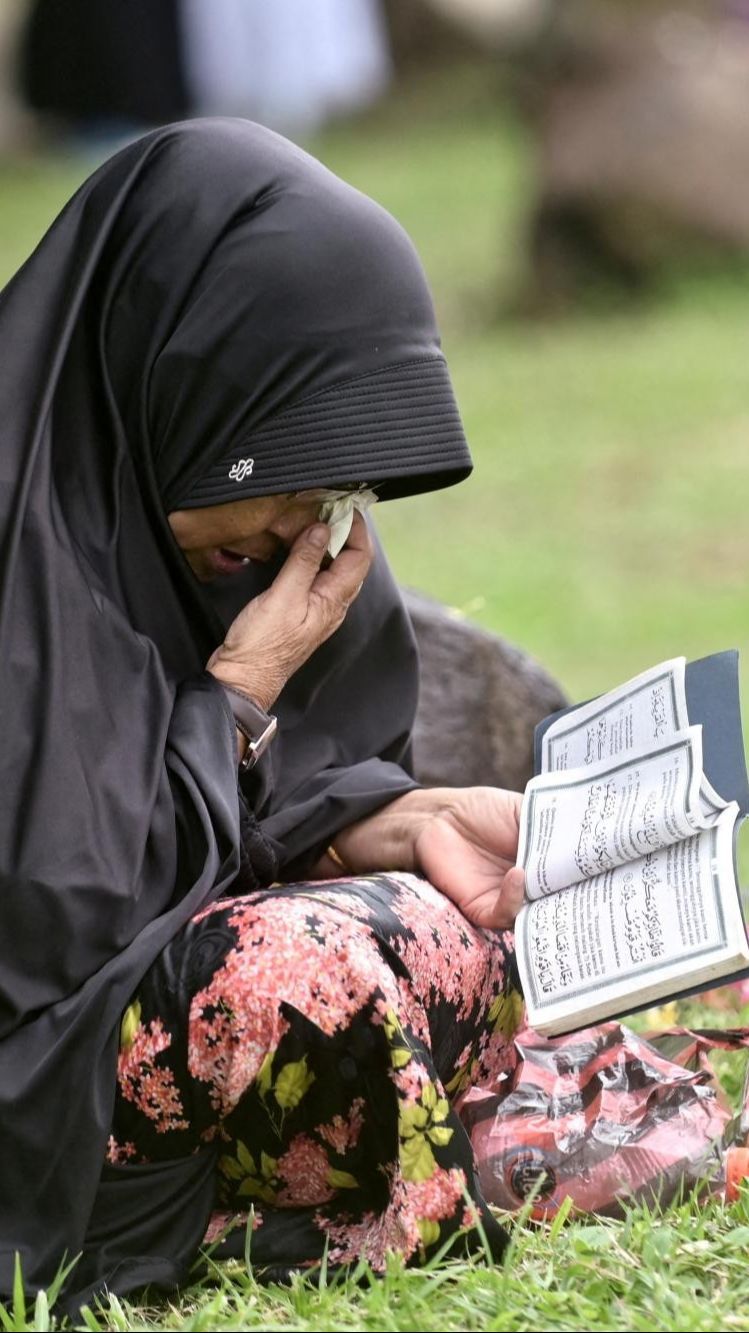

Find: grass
3;65;749;1332
7;1183;749;1331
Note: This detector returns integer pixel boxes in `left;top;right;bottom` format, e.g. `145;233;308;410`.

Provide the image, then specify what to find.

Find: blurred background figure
417;0;749;311
181;0;390;136
516;0;749;312
17;0;390;149
0;0;33;152
20;0;190;148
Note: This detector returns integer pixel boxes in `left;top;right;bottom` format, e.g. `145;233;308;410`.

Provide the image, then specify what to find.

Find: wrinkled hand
325;786;526;931
412;787;525;930
207;512;373;711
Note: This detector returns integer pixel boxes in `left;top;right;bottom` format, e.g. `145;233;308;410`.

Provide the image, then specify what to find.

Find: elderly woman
0;119;525;1311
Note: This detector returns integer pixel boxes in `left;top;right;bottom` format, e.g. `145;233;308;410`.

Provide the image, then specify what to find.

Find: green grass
7;1181;749;1331
3;68;749;1332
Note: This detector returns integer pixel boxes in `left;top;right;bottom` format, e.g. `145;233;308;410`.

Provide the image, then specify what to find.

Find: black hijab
0;118;472;1305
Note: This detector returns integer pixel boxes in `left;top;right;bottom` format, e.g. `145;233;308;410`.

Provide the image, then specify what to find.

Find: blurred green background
2;71;747;710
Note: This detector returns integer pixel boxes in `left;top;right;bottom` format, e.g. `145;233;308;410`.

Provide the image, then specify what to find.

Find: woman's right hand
206;510;374;711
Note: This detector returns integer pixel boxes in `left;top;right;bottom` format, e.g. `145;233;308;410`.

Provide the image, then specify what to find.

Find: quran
515;652;749;1036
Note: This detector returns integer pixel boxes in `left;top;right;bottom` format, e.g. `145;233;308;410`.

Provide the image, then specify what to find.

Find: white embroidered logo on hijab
229;458;255;482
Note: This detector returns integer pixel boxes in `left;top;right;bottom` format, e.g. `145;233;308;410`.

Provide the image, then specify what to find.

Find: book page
541;658;688;772
518;727;714;900
517;804;748;1035
699;774;729;819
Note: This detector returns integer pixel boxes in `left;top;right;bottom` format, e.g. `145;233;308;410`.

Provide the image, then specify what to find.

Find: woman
0;118;525;1311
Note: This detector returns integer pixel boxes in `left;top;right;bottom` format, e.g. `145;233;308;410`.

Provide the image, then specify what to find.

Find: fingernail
307;524;329;548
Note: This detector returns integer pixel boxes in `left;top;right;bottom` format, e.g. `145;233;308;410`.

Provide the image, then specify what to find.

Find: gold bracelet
326;843;349;873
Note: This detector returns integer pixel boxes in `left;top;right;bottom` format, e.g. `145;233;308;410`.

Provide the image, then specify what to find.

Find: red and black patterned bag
460;1023;749;1218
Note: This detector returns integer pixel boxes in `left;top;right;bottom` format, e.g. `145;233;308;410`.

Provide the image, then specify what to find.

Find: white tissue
318;488;378;558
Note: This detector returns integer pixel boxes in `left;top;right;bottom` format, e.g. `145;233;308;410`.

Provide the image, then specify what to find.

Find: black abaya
0;118;473;1304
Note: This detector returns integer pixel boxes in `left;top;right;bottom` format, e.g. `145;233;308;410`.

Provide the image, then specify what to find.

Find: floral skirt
108;873;523;1272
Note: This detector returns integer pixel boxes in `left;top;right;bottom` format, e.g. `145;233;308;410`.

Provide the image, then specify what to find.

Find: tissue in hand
318;489;378;558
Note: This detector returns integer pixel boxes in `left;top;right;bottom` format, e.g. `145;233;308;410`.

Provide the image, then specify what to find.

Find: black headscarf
0;118;472;1305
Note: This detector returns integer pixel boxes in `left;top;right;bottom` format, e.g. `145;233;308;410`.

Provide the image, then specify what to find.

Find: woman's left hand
316;787;525;931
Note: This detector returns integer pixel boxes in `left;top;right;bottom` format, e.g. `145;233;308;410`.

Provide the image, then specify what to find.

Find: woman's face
168;492;325;581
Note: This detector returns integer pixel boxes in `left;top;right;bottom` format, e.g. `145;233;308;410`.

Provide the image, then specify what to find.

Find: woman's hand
412;788;526;929
318;786;526;930
207;511;374;710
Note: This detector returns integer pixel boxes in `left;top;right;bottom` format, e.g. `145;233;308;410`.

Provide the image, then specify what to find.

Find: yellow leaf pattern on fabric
383;1009;404;1042
237;1177;276;1203
222;1141;278;1205
398;1078;453;1181
384;1006;415;1070
119;999;142;1052
327;1168;359;1189
421;1082;437;1111
390;1046;412;1069
236;1141;256;1174
418;1218;440;1247
256;1050;274;1098
444;1054;478;1096
488;987;524;1038
400;1102;429;1136
218;1154;244;1181
401;1132;437;1181
260;1151;278;1179
274;1057;315;1110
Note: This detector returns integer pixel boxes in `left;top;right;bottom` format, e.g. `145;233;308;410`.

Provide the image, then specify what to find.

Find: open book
515;651;749;1037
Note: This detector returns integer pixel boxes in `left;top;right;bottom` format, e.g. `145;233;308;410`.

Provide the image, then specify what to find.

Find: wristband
220;684;277;771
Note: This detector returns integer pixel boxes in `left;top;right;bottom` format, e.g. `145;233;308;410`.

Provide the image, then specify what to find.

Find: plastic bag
460;1023;749;1219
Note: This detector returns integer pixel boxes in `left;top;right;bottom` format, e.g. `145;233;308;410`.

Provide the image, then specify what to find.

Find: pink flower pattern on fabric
277;1134;335;1206
385;874;508;1018
105;1135;138;1165
109;872;523;1273
188;894;401;1117
316;1098;365;1154
314;1165;466;1268
115;1016;188;1134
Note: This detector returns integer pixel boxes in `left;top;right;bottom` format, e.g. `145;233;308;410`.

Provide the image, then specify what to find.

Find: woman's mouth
207;547;254;576
205;545;278;576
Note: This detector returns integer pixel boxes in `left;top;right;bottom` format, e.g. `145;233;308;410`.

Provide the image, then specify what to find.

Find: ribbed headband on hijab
179;356;469;507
